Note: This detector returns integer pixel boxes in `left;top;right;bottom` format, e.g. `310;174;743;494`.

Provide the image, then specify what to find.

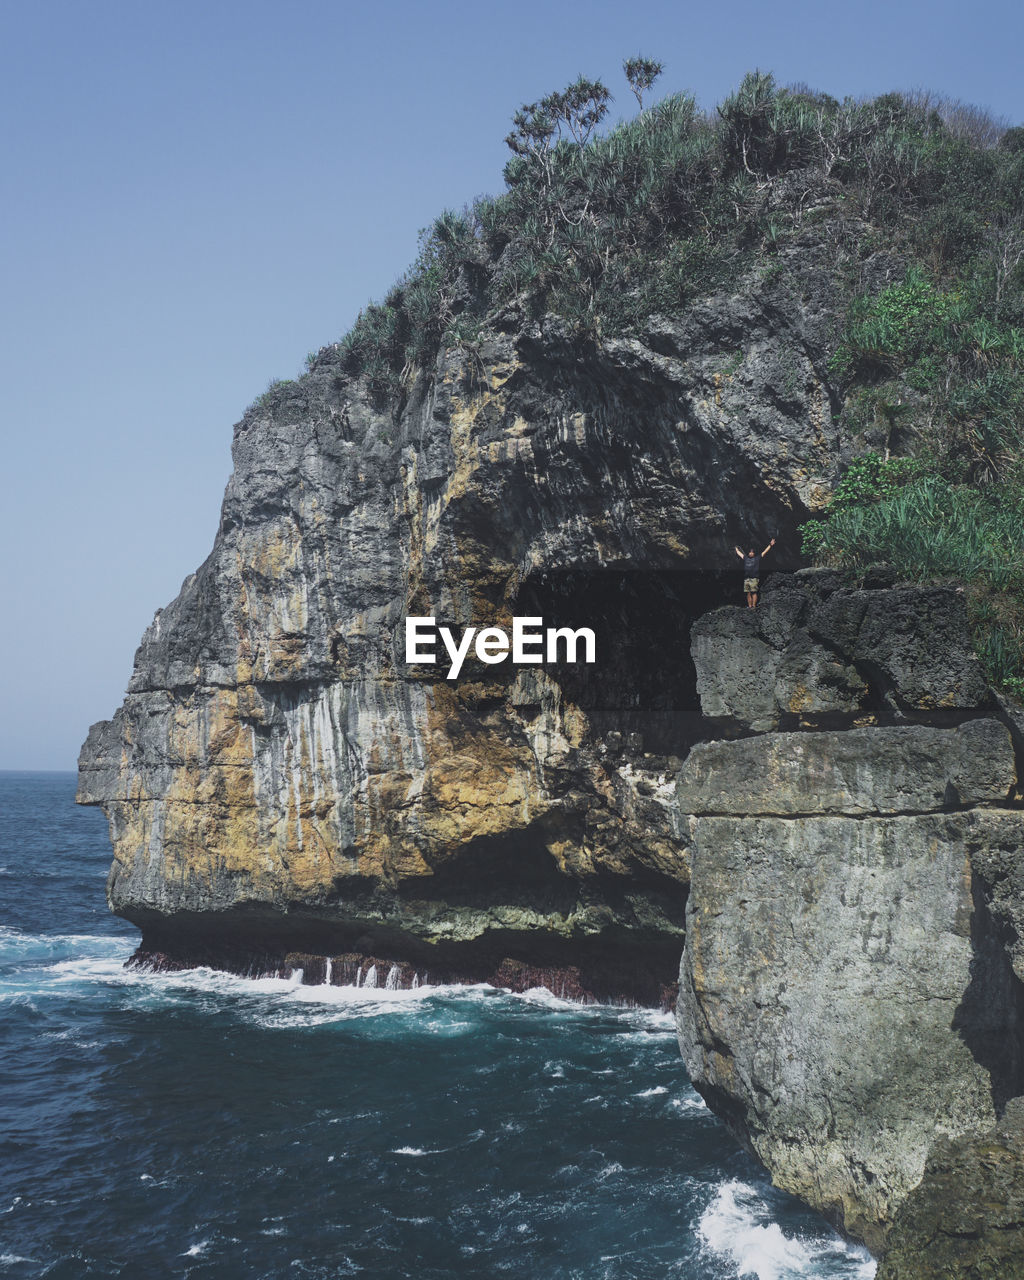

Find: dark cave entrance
516;567;734;759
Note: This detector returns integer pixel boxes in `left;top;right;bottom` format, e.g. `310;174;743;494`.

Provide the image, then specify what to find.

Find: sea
0;772;876;1279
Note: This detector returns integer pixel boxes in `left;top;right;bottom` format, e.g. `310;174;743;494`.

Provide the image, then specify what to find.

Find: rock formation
877;1098;1024;1278
676;573;1024;1253
78;278;1024;1261
77;270;840;1001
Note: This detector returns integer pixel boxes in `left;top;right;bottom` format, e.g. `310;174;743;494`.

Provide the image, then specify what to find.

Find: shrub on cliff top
803;470;1024;692
805;474;1024;587
321;63;1021;392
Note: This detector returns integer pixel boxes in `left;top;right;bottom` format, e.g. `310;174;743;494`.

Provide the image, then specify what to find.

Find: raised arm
734;546;744;559
761;538;777;556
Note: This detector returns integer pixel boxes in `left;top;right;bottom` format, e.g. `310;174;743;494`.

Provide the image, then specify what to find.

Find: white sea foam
613;1005;677;1030
40;1028;100;1049
671;1092;710;1114
510;984;581;1010
634;1085;669;1097
0;993;38;1012
699;1180;876;1279
26;941;471;1025
0;926;131;965
609;1021;677;1042
4;927;683;1040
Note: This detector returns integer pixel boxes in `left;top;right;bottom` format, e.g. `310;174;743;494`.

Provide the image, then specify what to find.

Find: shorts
743;577;760;593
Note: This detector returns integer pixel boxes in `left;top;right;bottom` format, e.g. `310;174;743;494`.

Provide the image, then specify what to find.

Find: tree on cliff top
623;56;663;109
504;76;612;160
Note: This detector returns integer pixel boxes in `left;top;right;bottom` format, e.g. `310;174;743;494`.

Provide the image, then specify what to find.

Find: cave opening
516;567;735;759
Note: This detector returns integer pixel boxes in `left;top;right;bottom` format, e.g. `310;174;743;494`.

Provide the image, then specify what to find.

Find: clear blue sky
2;0;1022;770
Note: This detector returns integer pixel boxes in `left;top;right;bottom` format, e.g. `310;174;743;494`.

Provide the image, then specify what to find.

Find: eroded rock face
78;283;841;998
877;1100;1024;1279
691;577;992;732
676;575;1024;1253
676;720;1012;815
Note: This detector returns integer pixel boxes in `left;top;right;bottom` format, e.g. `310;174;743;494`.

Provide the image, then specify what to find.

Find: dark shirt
743;553;761;576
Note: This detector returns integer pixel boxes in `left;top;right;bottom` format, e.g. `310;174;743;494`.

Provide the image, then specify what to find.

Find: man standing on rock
735;538;776;609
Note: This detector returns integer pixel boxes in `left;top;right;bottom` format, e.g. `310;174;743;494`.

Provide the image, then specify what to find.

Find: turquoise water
0;772;875;1279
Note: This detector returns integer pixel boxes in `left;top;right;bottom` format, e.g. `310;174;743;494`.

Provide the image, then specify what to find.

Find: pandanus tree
505;76;612;186
623;56;663;110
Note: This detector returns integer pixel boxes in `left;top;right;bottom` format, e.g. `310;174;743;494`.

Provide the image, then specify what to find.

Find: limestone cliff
78;276;1024;1263
77;272;839;1001
676;572;1024;1254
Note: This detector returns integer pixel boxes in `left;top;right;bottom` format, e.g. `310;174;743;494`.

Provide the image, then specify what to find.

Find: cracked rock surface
676;573;1024;1253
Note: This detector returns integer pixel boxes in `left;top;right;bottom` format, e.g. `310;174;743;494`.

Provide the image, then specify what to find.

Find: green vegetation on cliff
803;459;1024;694
306;63;1024;694
327;66;1022;378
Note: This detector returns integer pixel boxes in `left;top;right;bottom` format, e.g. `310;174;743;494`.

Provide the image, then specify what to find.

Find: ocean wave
249;981;497;1030
699;1180;876;1279
39;1028;101;1049
0;926;132;966
671;1091;710;1114
32;952;475;1020
505;986;677;1033
2;926;680;1037
509;984;586;1011
609;1022;678;1042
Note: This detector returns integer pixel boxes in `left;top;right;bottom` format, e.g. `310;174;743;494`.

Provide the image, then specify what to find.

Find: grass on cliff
802;457;1024;697
318;68;1023;401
